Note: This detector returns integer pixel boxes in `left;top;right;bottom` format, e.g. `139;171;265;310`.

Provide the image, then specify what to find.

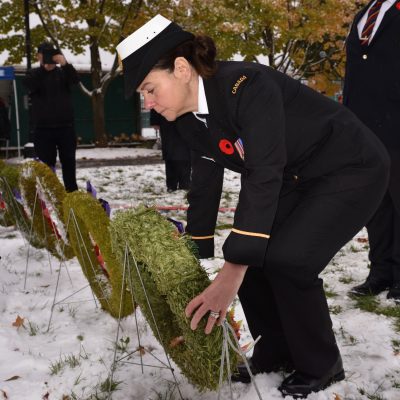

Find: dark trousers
34;126;78;192
366;191;400;283
165;160;191;190
238;167;388;378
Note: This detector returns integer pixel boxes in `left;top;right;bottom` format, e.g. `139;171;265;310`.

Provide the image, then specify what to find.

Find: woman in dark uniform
116;15;390;398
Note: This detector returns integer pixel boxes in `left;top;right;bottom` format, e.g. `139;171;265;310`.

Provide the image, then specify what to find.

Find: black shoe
349;279;391;297
387;283;400;302
278;356;345;399
231;358;294;384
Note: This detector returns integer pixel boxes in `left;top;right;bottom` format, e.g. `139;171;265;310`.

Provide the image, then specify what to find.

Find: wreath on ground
0;164;44;249
63;191;135;318
19;161;74;260
110;205;238;391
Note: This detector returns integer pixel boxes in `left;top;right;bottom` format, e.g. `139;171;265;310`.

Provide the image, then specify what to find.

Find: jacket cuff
190;236;214;258
222;231;269;267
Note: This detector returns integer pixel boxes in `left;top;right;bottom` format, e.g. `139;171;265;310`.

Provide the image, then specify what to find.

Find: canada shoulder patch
231;75;247;94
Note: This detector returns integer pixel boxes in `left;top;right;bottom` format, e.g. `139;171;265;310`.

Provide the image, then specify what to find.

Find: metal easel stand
22;186;75;290
107;243;184;400
46;208;117;332
0;177;61;289
218;321;264;400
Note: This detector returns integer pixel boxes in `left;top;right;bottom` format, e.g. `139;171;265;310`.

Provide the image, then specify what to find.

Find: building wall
6;71;140;147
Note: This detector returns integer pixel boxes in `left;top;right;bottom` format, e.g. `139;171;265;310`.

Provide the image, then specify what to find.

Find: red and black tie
360;0;387;45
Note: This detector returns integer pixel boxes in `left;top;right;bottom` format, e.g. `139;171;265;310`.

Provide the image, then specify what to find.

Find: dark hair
154;35;217;78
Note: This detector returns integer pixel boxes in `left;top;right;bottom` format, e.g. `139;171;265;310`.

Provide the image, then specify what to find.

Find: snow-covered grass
0;153;399;400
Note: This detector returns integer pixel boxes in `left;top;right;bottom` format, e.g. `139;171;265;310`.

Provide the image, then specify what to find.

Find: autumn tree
173;0;359;92
0;0;145;146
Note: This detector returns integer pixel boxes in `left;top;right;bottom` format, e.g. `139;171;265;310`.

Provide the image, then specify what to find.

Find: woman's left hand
185;261;248;334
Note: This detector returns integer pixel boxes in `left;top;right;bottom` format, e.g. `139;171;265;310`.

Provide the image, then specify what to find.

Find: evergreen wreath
0;164;44;249
110;205;238;391
0;160;14;226
63;191;135;318
19;161;74;260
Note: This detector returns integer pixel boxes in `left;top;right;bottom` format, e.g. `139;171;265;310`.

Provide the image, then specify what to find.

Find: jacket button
293;175;299;180
362;54;368;60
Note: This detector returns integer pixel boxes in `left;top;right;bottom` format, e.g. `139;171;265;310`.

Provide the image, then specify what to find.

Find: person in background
150;109;191;192
23;42;79;192
343;0;400;301
116;15;389;398
0;97;11;143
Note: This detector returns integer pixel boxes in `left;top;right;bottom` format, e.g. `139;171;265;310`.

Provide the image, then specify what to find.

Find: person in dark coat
343;0;400;301
0;97;11;141
23;42;79;192
116;15;390;398
150;109;191;192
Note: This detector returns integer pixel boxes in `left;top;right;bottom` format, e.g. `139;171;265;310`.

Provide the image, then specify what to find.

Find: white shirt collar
193;76;209;124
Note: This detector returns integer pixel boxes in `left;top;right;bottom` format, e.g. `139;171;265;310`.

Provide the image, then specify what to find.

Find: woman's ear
174;57;192;82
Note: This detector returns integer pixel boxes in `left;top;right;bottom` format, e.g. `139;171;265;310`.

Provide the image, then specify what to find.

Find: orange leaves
227;309;242;340
12;315;25;329
170;336;185;348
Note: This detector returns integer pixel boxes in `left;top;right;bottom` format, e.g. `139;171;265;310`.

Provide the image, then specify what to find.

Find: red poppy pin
219;139;234;155
397;1;400;10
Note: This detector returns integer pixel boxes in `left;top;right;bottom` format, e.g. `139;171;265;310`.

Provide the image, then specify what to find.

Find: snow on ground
0;151;399;400
75;147;160;161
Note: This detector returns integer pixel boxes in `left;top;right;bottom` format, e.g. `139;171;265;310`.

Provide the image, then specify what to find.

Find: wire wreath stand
44;207;264;399
22;181;74;290
0;177;72;291
107;243;265;400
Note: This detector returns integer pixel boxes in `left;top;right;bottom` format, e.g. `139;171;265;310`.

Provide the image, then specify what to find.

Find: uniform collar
192;76;209;123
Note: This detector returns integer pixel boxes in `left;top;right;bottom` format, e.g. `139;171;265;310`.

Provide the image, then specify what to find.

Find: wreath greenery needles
63;191;135;318
0;164;44;248
19;161;74;259
110;205;238;391
0;160;14;226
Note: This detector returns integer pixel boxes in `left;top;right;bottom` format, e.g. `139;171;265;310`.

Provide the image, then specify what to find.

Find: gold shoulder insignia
232;75;247;94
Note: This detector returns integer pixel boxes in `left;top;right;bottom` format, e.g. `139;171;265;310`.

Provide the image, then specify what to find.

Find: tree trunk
89;34;108;146
92;93;107;146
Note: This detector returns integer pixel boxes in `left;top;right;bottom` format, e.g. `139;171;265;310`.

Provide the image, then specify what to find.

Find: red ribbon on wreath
94;244;109;278
219;139;234;155
40;199;62;240
0;193;6;210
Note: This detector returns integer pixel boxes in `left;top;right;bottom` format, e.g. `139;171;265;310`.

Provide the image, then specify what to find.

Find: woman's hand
185;261;248;334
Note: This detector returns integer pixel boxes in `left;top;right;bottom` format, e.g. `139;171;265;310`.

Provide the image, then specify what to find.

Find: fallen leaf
1;389;8;399
4;375;21;381
356;237;368;243
12;315;25;329
170;336;185;348
42;392;49;400
136;345;146;356
334;394;342;400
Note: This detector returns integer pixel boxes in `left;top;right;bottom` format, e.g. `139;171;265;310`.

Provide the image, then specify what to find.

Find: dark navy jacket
176;61;388;266
343;0;400;212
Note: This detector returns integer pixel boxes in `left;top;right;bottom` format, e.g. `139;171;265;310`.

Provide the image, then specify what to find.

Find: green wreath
110;206;238;391
0;164;45;249
0;160;14;227
19;161;74;259
63;191;135;318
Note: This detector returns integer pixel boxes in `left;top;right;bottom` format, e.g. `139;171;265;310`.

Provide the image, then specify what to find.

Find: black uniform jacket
23;64;80;129
343;0;400;211
176;61;386;267
150;109;191;161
